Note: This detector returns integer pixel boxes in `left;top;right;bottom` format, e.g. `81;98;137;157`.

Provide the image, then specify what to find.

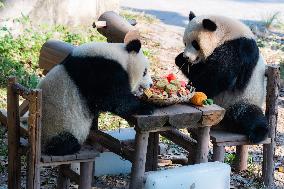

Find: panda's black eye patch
192;40;200;50
143;68;147;77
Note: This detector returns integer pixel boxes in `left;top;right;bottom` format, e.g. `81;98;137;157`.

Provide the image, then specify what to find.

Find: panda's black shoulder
186;37;259;98
60;54;130;108
212;37;259;90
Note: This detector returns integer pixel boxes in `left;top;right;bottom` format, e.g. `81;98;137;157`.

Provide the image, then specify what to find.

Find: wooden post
57;165;71;189
235;145;248;171
263;65;280;187
212;144;225;162
129;131;150;189
195;126;210;163
27;89;42;189
145;132;159;171
79;162;94;189
7;77;21;189
95;11;140;43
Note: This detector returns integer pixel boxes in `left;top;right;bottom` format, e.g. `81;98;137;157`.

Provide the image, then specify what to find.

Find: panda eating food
38;39;154;155
175;12;268;143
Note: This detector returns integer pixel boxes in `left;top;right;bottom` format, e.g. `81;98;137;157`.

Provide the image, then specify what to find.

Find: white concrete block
144;162;231;189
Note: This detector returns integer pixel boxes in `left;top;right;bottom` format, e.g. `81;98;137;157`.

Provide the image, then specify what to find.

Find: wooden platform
210;130;271;146
41;145;99;165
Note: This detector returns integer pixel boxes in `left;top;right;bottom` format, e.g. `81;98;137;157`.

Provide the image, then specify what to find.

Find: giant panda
38;39;154;156
175;12;268;143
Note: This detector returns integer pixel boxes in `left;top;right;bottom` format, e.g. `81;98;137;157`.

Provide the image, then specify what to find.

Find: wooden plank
210;130;248;143
12;83;32;100
39;40;74;72
215;138;271;146
160;129;197;153
40;158;95;167
26;90;42;189
211;130;272;144
193;104;225;126
41;155;52;163
133;104;202;131
263;65;280;187
7;77;21;189
129;131;150;189
75;145;99;160
19;100;29;117
88;130;134;161
161;105;201;128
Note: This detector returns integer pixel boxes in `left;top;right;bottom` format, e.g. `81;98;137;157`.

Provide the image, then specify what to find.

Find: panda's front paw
136;103;156;115
175;52;187;67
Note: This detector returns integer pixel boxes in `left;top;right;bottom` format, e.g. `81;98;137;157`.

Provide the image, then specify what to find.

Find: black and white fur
175;12;268;143
38;40;154;155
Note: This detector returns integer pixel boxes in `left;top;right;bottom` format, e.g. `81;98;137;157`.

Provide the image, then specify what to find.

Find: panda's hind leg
44;132;81;156
222;102;268;143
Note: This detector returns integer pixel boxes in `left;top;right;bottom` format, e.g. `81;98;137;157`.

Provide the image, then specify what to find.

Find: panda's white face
183;13;255;64
126;41;153;97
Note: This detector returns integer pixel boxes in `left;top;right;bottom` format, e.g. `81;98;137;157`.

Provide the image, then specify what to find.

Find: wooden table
89;104;225;189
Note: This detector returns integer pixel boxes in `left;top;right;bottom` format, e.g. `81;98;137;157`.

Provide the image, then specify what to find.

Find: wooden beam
7;77;21;189
263;65;280;187
160;129;197;152
88;130;134;162
129;131;150;189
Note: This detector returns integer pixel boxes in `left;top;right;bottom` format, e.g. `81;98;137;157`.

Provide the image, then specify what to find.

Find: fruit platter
141;73;196;106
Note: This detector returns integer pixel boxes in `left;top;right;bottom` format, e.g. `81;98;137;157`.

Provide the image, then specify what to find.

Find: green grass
0;126;7;173
120;10;157;24
262;12;281;29
0;17;106;90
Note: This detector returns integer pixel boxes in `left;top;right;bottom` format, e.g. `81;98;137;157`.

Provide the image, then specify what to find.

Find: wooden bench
209;65;280;188
4;77;99;189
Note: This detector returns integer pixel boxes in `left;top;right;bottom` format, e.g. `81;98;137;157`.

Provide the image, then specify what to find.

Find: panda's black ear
202;19;217;31
126;39;141;53
189;11;196;21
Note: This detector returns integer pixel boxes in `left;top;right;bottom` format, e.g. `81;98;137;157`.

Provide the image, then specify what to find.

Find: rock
0;0;119;27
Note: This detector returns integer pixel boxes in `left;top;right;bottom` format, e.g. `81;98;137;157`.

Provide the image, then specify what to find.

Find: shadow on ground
122;7;188;27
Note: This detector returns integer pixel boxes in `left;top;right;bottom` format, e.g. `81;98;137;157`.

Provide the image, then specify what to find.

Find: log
195;126;210;163
263;65;280;187
145;132;159;171
235;145;248;171
96;11;140;43
212;144;225;162
57;165;71;189
39;40;74;73
129;131;150;189
61;166;80;184
7;77;21;189
88;130;134;161
79;161;94;189
160;129;197;153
